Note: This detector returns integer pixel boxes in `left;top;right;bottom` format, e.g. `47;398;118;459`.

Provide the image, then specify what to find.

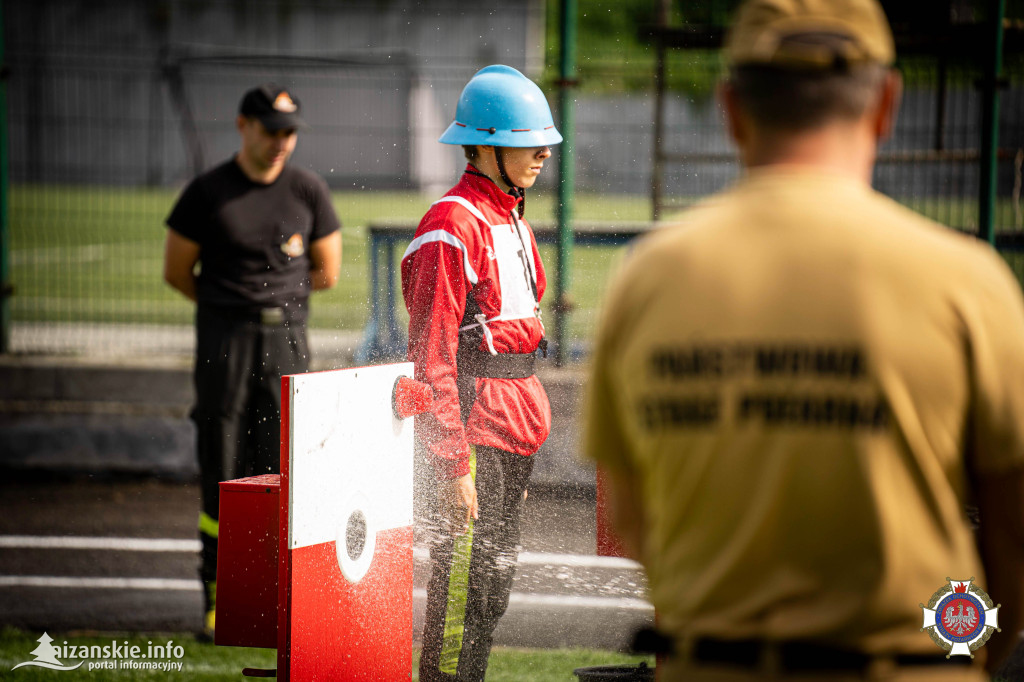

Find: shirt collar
463;164;521;215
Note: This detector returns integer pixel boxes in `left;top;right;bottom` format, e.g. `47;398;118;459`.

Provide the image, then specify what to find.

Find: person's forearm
310;266;337;290
165;272;197;302
310;233;341;290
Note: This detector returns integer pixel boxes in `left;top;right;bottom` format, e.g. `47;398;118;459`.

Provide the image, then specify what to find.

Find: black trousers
419;446;535;682
192;305;309;586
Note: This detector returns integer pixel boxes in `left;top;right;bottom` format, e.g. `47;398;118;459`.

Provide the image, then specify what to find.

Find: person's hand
439;473;478;534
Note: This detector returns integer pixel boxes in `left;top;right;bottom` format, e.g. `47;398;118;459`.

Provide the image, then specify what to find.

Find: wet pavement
0;339;649;651
0;475;652;650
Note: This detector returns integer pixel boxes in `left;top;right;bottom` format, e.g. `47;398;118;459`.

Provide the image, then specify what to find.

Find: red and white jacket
401;166;551;479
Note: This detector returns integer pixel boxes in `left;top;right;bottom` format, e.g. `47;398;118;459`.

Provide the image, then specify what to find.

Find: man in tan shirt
583;1;1024;679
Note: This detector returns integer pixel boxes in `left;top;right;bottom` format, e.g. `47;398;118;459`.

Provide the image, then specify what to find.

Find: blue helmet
439;65;563;148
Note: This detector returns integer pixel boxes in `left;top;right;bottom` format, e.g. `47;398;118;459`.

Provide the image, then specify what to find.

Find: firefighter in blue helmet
405;65;560;681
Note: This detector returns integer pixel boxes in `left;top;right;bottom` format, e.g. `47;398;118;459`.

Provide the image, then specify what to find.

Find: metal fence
4;0;1024;361
645;52;1024;230
3;0;541;357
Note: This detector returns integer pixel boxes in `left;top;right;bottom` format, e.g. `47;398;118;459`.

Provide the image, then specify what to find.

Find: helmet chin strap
494;146;525;218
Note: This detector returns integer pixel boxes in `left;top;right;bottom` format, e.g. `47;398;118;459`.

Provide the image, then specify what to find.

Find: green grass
0;628;276;681
7;185;649;344
472;647;654;681
9;186;438;332
8;184;1024;350
0;628;654;681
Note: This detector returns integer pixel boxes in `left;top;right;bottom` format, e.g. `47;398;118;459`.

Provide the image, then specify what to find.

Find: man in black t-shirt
163;84;341;640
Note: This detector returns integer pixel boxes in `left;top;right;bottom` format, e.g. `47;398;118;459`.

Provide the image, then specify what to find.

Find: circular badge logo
935;592;985;642
920;578;1000;658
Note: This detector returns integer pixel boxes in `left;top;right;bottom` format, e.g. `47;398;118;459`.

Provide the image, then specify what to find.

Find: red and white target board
278;363;415;681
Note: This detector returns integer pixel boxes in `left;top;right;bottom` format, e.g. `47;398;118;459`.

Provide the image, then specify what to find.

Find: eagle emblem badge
921;577;1000;658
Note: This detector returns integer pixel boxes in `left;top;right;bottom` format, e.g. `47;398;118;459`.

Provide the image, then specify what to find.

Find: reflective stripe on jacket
401;166;551;479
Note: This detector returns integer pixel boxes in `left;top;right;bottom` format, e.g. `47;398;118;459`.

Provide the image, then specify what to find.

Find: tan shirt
584;167;1024;654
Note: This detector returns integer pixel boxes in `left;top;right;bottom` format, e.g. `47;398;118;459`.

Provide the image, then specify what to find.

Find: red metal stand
216;474;280;650
595;467;628;558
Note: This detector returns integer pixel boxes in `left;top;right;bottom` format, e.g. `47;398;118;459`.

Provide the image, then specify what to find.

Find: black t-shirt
166;159;340;316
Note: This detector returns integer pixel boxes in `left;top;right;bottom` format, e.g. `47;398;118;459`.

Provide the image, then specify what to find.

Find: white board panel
287;362;415;550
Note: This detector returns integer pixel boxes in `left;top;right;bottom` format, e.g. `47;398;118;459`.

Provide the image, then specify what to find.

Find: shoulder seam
432;195;491;226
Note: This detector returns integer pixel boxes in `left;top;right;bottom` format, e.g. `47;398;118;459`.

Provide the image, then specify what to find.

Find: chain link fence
4;0;1023;360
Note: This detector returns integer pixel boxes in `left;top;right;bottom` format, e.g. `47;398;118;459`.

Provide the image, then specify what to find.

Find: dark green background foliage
543;0;1024;97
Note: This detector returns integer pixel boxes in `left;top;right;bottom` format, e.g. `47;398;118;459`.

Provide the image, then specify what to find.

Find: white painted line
0;576;200;591
509;592;652;611
0;536;201;553
2;536;643;571
518;551;643;571
0;577;651;611
413;588;652;612
413;546;642;570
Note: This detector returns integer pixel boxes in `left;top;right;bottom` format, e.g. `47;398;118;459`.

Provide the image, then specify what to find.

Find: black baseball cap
239;84;308;131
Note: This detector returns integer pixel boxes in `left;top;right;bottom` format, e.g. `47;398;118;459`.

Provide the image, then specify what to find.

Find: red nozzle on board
393;376;433;420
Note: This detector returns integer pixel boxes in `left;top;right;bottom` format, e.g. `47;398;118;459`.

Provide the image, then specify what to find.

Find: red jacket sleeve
401;223;476;480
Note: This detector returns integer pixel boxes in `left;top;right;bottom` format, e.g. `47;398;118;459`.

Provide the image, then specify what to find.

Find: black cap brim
255;111;308;132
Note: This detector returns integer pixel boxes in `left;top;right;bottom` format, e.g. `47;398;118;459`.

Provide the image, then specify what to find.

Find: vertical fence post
650;49;665;222
978;0;1005;245
650;0;670;222
0;0;10;353
554;0;576;366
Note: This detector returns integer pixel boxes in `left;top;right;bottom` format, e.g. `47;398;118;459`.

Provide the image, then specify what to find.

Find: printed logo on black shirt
281;233;305;258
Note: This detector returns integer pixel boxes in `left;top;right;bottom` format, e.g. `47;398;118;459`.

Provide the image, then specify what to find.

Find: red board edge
595;467;628;558
277;374;292;680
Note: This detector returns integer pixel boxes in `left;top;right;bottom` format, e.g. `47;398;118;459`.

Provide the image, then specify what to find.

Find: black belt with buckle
200;305;299;327
693;638;971;673
259;307;286;326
